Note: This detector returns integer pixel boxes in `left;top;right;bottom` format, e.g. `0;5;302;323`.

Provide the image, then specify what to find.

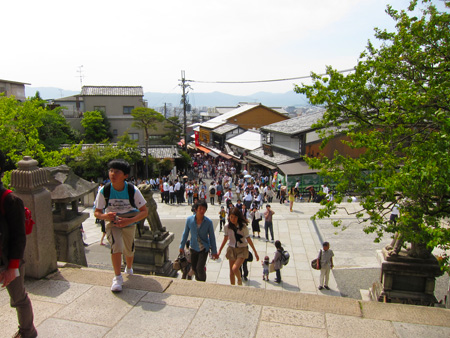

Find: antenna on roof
77;65;85;87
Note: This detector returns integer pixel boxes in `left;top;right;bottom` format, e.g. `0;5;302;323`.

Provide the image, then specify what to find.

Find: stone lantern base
53;213;89;267
131;232;176;277
370;248;443;306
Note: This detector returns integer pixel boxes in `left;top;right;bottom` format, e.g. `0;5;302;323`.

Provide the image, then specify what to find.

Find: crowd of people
92;154;334;291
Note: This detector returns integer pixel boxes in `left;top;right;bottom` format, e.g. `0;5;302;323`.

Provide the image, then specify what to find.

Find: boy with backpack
0;150;38;338
94;159;148;292
317;241;334;290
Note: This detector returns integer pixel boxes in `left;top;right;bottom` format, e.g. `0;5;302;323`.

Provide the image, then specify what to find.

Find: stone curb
47;265;450;328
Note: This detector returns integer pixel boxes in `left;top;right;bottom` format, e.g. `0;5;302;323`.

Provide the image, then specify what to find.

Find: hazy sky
1;0;436;96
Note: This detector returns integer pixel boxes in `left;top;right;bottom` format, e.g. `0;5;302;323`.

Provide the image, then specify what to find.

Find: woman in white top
218;207;259;285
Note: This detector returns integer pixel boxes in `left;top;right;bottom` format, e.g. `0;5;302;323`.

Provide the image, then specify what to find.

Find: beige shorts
106;222;136;257
226;246;249;260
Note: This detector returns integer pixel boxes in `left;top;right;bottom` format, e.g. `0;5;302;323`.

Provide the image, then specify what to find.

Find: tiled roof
53;95;83;102
200;104;263;129
271;108;290;116
81;86;144;96
141;145;181;159
248;146;298;165
0;79;31;85
213;123;239;135
261;111;324;135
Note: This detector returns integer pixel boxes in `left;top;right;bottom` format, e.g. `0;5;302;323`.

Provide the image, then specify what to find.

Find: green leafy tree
131;107;165;178
158;158;174;176
81;110;112;143
161;116;182;145
175;150;192;173
67;138;141;180
295;0;450;267
0;95;78;169
39;109;81;150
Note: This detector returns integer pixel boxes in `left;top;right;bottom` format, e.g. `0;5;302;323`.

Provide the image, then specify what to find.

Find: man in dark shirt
0;150;37;338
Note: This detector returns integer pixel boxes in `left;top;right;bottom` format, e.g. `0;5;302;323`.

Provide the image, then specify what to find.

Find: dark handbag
247;250;253;262
311;250;322;270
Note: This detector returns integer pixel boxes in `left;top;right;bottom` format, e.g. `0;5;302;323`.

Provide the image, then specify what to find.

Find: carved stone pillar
10;156;57;278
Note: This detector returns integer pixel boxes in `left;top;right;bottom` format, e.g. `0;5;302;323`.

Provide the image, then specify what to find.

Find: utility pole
179;70;190;152
164;103;167;119
77;65;84;88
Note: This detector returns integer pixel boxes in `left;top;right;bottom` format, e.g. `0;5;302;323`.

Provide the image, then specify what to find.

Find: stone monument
132;183;175;276
371;247;443;306
44;165;97;266
10;156;58;279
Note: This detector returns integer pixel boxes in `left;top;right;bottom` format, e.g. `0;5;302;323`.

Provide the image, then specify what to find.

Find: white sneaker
125;267;134;275
111;275;123;292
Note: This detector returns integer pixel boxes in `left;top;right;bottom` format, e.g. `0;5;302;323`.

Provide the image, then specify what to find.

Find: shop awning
219;152;232;160
277;161;318;175
196;145;211;154
246;155;277;170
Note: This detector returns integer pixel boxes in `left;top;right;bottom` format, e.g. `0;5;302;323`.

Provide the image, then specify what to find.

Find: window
129;133;139;140
113;129;118;136
94;106;106;113
299;134;305;155
123;106;134;114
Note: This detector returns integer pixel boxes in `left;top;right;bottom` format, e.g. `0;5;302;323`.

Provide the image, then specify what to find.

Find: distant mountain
26;87;80;100
146;90;309;108
26;87;310;108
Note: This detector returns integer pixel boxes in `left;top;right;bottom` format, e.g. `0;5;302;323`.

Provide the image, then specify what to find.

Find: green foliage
162;116;182;145
67;141;141;180
38;109;81;150
175;150;192;171
131;107;165;139
158;158;174;176
81;110;112;143
295;0;450;264
131;107;165;178
0;95;76;168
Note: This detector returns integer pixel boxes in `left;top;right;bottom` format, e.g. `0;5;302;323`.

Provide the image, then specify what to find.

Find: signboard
263;144;273;157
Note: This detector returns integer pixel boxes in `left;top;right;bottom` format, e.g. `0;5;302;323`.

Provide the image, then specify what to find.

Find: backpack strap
127;183;137;209
103;182;112;208
103;182;136;209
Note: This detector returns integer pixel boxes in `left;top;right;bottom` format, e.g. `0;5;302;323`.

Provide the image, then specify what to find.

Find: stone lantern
44;165;97;266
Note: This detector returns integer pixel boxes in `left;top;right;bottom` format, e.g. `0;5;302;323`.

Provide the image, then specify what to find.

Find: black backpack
103;182;137;209
281;250;290;266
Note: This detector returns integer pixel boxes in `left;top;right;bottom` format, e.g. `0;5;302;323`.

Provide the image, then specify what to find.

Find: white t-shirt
95;182;146;216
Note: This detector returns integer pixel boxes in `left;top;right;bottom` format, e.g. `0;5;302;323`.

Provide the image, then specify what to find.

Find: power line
186;68;355;84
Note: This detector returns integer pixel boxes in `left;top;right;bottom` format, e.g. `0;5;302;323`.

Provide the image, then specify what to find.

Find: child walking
272;240;283;283
262;256;270;281
317;241;334;290
219;206;226;231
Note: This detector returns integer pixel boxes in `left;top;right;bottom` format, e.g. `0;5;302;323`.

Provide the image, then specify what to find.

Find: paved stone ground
2;266;449;338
